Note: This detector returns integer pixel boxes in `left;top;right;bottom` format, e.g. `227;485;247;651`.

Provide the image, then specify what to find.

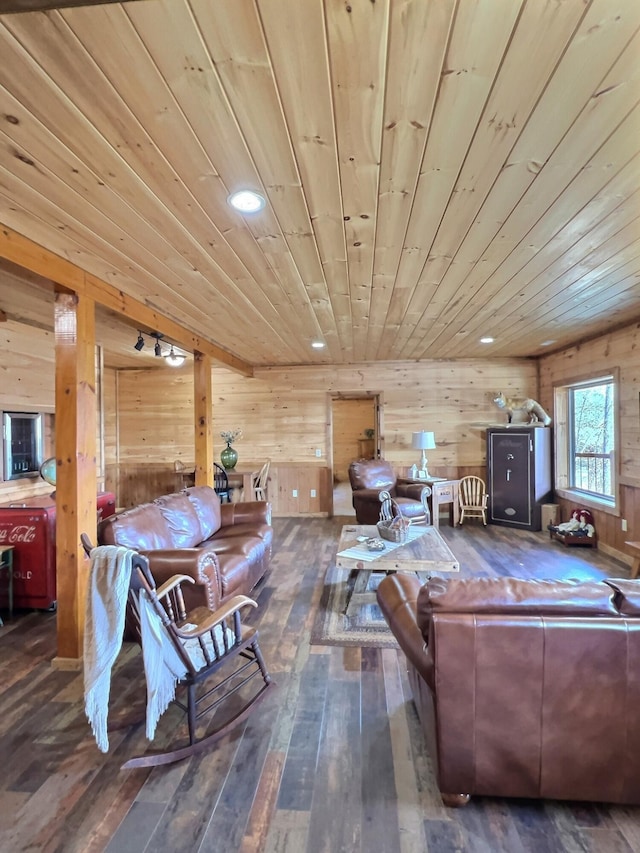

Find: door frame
327;391;383;517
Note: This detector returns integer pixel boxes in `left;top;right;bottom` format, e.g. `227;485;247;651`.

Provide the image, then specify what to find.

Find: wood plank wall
0;320;55;502
105;358;539;513
539;323;640;558
3;312;637;560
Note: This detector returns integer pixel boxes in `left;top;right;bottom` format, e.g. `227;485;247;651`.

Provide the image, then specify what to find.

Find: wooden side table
403;478;460;528
430;480;460;528
0;545;14;625
625;541;640;579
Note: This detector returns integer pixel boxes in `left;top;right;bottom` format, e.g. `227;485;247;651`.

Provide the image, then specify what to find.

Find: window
569;379;614;497
554;373;616;508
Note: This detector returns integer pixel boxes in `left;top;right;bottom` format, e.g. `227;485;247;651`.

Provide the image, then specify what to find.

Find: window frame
553;368;619;515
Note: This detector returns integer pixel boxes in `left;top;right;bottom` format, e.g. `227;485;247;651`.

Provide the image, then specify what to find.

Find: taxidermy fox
493;392;552;426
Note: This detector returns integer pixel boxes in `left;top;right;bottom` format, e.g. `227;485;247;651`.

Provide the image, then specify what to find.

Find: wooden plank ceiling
0;0;639;369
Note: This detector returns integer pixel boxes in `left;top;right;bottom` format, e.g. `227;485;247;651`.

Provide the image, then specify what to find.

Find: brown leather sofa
377;573;640;806
348;459;431;524
97;485;273;612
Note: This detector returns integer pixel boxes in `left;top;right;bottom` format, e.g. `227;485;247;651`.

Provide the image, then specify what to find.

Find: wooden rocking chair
81;534;274;770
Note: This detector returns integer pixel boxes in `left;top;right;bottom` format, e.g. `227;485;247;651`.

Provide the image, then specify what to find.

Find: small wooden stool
625;541;640;579
0;545;14;625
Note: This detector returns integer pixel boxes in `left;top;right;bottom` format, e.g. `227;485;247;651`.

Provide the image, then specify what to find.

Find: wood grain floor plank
307;678;362;853
239;750;286;853
361;646;401;852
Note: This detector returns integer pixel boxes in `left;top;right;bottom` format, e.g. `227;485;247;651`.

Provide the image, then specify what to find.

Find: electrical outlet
622;518;628;532
292;489;298;498
310;489;317;498
315;448;322;457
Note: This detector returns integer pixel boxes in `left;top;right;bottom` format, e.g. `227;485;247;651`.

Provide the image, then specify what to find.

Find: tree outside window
568;378;615;500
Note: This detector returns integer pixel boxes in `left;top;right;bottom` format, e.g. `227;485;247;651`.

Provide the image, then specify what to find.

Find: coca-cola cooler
0;492;115;611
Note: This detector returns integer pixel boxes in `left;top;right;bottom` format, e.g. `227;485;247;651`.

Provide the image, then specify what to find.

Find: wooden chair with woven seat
81;534;274;770
251;459;271;501
458;475;488;525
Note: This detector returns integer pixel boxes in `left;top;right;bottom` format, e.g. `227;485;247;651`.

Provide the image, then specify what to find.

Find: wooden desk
404;478;460;528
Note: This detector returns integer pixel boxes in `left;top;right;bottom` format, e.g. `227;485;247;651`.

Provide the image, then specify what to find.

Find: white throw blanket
137;589;188;741
84;545;133;753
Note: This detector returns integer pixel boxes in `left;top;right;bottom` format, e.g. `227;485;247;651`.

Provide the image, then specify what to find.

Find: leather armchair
348;459;430;524
377;573;640;806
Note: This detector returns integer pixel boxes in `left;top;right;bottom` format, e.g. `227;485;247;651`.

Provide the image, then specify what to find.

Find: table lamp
412;431;436;478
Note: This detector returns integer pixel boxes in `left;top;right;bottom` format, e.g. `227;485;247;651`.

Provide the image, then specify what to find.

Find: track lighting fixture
133;330;187;367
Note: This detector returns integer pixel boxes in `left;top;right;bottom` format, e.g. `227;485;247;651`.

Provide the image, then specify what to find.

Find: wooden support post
194;351;213;487
54;289;97;666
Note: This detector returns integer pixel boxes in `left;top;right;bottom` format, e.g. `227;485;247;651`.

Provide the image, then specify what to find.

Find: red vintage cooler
0;492;115;611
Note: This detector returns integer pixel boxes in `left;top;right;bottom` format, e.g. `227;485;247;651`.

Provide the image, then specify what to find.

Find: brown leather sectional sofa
97;485;273;612
377;573;640;806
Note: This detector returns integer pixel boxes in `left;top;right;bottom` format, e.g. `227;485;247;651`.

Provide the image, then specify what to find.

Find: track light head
164;345;186;367
149;331;164;356
134;332;145;351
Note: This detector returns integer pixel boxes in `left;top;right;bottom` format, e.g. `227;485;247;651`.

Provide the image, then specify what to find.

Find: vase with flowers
220;428;242;470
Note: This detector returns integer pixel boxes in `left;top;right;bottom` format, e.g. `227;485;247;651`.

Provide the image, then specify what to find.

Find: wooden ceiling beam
0;0;144;13
0;224;253;376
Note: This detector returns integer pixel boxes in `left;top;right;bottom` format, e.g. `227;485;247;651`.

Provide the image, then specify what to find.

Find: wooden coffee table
336;524;459;617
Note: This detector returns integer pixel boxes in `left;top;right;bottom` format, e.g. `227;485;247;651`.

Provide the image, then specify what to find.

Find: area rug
311;563;430;649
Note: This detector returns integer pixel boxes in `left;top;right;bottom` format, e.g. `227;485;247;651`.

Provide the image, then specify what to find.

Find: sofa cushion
154;492;203;548
184;486;222;541
417;577;619;640
213;552;251;598
212;521;273;550
98;503;174;550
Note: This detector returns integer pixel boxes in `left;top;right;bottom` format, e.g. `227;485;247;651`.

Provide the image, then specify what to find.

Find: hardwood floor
1;517;638;853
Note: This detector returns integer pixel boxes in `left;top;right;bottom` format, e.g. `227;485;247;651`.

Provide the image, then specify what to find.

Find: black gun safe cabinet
487;427;552;531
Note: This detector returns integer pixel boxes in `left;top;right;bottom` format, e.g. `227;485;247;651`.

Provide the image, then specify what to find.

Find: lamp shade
412;431;436;451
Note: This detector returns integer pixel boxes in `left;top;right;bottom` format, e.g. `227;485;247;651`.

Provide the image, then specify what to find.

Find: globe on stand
39;456;57;498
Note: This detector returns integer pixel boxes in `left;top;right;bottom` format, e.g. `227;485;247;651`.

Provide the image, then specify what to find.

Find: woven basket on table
377;495;410;543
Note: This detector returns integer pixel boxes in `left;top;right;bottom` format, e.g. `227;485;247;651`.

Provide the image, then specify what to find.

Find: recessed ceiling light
311;341;325;349
480;336;494;344
227;190;266;213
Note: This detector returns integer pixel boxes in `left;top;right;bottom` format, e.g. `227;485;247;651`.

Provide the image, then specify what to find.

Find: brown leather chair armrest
139;547;222;611
396;481;431;502
377;574;434;688
352;487;386;502
220;500;272;527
